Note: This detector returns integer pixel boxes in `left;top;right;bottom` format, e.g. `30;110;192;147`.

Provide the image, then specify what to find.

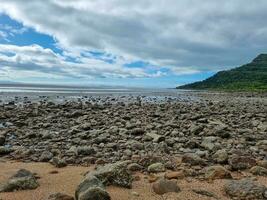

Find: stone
146;132;165;143
152;179;180;195
250;166;267;176
229;155;257;170
204;165;232;180
201;136;218;151
213;149;228;164
258;160;267;169
87;161;133;188
77;147;96;156
0;169;39;192
189;124;203;135
164;171;185;180
47;193;74;200
75;175;110;200
225;178;267;200
51;157;67;168
148;163;165;173
0;146;12;155
39;151;53;162
127;163;142;171
192;189;218;199
182;153;206;166
0;135;5;146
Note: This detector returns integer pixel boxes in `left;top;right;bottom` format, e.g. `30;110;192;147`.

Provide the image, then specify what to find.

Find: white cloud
1;0;267;75
0;44;160;80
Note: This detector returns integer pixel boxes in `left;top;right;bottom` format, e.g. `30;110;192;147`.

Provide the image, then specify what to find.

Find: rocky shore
0;92;267;199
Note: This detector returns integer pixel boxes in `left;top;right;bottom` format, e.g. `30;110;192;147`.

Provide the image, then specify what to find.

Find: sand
1;160;267;200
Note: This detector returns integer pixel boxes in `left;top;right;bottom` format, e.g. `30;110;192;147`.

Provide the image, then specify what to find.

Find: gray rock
152;179;180;195
87;161;133;188
75;175;110;200
250;166;267;176
0;135;5;146
0;146;12;155
148;163;166;173
39;151;53;162
229;155;257;170
182;153;206;166
213;149;228;164
51;157;67;168
225;178;267;200
0;169;39;192
47;193;74;200
77;147;96;156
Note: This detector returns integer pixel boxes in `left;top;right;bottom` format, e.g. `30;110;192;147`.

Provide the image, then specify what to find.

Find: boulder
225;179;267;200
75;175;110;200
0;169;39;192
148;163;165;173
204;165;232;180
87;161;133;188
152;179;180;195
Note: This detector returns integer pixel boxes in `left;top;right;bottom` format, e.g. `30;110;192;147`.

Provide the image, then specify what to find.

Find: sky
0;1;267;88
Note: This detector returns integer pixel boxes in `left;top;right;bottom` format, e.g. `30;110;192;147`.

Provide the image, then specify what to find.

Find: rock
250;166;267;176
77;147;96;156
192;189;218;199
213;149;228;164
87;161;133;188
229;155;257;170
0;135;5;145
164;171;185;180
225;178;267;200
182;153;206;166
148;163;165;173
39;151;53;162
127;163;142;172
258;160;267;169
204;165;232;180
51;157;67;168
146;132;165;143
128;128;145;135
201;136;218;151
147;174;160;183
47;193;74;200
189;124;203;135
0;146;12;155
0;169;39;192
152;179;180;195
75;175;110;200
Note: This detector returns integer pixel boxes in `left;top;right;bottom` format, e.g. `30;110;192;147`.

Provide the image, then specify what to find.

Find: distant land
177;54;267;91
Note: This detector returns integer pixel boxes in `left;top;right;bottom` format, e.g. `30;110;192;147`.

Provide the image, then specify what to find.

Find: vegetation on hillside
177;54;267;91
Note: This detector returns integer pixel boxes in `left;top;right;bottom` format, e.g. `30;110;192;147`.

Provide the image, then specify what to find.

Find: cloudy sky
0;0;266;88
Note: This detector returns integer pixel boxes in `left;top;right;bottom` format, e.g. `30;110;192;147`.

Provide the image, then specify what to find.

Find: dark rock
152;179;180;195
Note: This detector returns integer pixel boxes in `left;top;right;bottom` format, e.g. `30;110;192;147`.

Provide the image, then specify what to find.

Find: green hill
177;54;267;91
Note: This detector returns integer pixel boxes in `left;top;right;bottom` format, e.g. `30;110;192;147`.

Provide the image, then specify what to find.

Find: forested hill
177;54;267;91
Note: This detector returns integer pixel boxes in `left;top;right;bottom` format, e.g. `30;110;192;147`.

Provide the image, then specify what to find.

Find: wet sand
3;160;267;200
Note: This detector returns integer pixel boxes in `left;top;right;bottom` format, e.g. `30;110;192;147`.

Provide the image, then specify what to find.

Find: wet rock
152;179;180;195
75;175;110;200
148;163;165;173
47;193;74;200
224;178;267;200
0;169;39;192
204;165;232;180
87;161;133;188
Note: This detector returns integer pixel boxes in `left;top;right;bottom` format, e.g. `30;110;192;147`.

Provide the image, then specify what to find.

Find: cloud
0;44;160;80
1;0;267;75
